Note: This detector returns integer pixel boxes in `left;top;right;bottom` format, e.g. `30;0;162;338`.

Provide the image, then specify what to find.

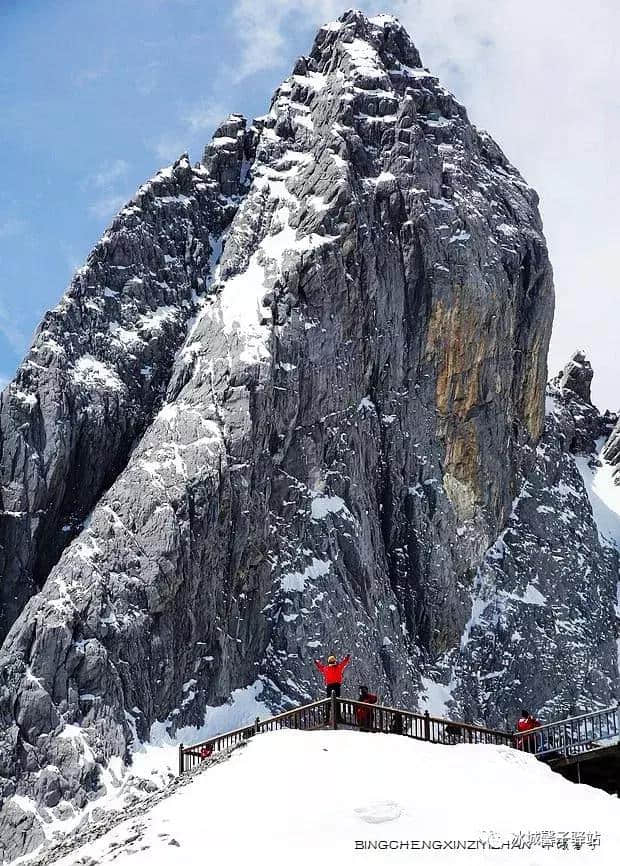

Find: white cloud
152;138;183;163
92;159;129;189
231;0;345;80
135;60;161;96
88;194;129;221
186;101;227;132
152;100;227;163
228;0;620;408
84;159;131;222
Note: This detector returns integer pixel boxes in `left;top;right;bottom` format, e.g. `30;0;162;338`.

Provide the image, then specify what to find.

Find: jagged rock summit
558;350;594;404
0;10;617;862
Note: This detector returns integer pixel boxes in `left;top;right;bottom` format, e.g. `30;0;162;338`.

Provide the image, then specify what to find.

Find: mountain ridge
0;10;617;863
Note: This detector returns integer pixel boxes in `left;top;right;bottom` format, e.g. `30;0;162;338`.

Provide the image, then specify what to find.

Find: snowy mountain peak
2;10;619;865
312;8;423;76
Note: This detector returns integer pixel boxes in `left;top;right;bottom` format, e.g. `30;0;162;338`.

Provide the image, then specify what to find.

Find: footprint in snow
354;801;402;824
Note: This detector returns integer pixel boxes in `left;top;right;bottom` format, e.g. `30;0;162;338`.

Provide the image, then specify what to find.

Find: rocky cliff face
0;10;617;861
447;352;619;728
0;136;249;642
602;389;620;478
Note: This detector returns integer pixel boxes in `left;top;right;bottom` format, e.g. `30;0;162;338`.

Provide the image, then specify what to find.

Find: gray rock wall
0;138;249;642
450;364;619;727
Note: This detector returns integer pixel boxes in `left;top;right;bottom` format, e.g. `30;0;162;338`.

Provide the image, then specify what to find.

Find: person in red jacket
199;741;214;760
515;708;541;752
315;654;351;722
355;685;378;732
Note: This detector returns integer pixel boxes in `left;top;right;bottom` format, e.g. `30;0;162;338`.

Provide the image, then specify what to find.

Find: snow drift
44;730;620;866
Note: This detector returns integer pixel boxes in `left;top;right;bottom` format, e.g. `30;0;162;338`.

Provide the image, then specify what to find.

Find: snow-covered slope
38;730;620;866
575;448;620;550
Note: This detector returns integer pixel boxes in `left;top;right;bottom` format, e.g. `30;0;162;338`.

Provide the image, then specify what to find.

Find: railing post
331;693;338;730
255;716;261;735
178;743;184;776
424;710;430;741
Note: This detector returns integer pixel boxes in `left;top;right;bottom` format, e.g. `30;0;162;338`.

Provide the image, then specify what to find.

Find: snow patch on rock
574;447;620;549
72;355;124;391
281;559;331;592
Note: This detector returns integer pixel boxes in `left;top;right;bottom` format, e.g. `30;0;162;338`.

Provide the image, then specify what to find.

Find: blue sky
1;0;618;406
0;0;305;382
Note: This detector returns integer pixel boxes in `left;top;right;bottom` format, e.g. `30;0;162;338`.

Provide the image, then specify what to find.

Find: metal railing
178;698;332;772
517;706;620;759
335;696;512;746
178;696;620;774
178;694;512;773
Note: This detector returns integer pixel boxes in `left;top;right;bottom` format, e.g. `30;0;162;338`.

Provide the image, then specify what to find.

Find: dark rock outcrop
602;383;620;475
603;423;620;476
558;349;594;404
